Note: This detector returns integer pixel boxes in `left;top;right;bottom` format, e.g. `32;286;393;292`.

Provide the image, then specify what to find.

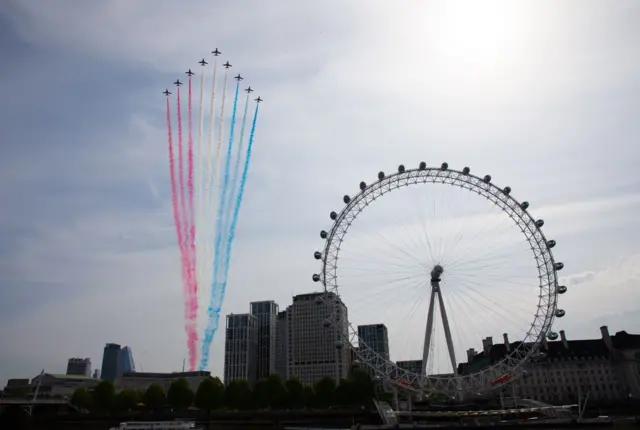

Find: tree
284;378;305;410
252;379;270;409
194;377;225;411
114;389;139;411
265;374;287;410
349;369;376;407
224;379;253;410
313;377;336;409
333;378;353;408
167;378;194;410
70;387;92;411
91;380;116;412
303;386;315;409
142;383;166;409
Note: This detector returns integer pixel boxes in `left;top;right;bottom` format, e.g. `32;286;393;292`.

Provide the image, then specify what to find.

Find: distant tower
93;369;100;379
66;358;92;377
119;346;136;374
250;301;279;380
275;310;289;379
357;324;390;361
101;343;121;382
223;313;258;385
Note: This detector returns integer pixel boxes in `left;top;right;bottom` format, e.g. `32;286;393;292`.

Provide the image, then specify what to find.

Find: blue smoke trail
223;93;251;236
200;79;241;370
200;102;260;369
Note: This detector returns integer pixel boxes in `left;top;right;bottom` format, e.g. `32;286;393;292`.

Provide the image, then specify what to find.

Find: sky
1;0;640;387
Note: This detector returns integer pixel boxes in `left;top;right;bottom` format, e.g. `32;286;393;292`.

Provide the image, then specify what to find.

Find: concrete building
66;358;91;377
459;326;640;405
357;324;390;361
30;373;100;398
223;313;258;385
275;310;289;379
250;300;279;381
286;292;351;386
116;371;210;393
101;343;121;382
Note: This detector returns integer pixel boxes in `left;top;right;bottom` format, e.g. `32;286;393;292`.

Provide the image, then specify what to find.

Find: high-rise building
101;343;121;382
250;300;279;381
223;313;258;385
357;324;390;361
66;358;92;377
275;310;288;379
119;346;136;373
93;369;100;379
287;292;351;386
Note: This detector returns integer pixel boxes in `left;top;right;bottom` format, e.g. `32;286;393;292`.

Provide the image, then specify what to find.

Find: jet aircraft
223;61;232;68
199;58;208;66
245;87;254;93
174;79;182;86
255;96;263;103
186;69;195;76
212;48;221;56
235;74;243;81
163;89;172;96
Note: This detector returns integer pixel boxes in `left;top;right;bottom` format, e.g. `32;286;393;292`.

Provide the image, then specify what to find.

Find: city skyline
2;1;640;387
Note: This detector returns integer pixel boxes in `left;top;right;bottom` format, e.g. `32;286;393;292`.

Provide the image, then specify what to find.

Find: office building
275;310;288;379
223;313;258;385
101;343;121;383
119;346;136;373
66;357;92;377
460;326;640;405
287;292;351;386
357;324;390;361
250;300;279;380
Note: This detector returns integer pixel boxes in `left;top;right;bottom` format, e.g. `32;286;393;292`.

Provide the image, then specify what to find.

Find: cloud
1;0;640;386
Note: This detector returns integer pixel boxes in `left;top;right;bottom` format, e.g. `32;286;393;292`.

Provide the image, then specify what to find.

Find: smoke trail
223;92;251;236
186;76;198;370
200;80;241;369
200;102;260;369
195;66;206;364
167;97;196;366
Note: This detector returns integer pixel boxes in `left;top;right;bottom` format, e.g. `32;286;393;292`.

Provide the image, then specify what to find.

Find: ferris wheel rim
315;163;564;394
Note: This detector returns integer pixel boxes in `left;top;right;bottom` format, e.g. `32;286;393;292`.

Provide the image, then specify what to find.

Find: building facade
286;292;351;386
223;313;258;385
66;358;92;377
101;343;121;382
459;326;640;405
250;300;279;381
119;346;136;373
275;310;289;379
30;373;100;398
116;371;210;393
357;324;390;361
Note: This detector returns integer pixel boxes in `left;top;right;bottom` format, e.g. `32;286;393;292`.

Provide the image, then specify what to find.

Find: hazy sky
1;1;639;387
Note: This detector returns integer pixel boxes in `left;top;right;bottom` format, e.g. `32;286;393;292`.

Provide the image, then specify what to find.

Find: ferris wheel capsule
558;285;567;294
359;181;367;191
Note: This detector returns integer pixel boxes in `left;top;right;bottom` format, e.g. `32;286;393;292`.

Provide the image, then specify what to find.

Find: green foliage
5;387;30;399
114;389;139;411
224;379;253;410
252;379;270;409
303;386;315;409
284;378;306;409
142;383;166;409
194;377;225;411
70;387;92;410
333;378;352;408
349;369;376;406
91;380;116;412
167;378;194;410
313;377;336;409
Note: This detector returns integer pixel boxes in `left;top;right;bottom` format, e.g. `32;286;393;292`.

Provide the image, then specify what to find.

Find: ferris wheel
312;162;567;395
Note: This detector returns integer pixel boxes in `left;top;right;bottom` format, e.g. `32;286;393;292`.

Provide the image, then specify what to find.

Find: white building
286;292;351;386
223;313;258;385
116;371;210;393
460;326;640;405
275;310;289;379
250;300;279;381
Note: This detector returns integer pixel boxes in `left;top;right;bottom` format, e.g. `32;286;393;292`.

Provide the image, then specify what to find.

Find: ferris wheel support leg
421;286;437;378
436;287;458;376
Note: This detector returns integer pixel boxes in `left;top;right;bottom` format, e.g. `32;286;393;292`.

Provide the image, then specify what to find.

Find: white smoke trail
195;64;206;345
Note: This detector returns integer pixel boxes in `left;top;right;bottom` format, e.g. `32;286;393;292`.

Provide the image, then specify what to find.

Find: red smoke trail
186;76;198;371
177;87;198;368
167;97;196;365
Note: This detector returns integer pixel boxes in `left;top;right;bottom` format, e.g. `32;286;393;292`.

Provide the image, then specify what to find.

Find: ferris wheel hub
430;264;444;283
